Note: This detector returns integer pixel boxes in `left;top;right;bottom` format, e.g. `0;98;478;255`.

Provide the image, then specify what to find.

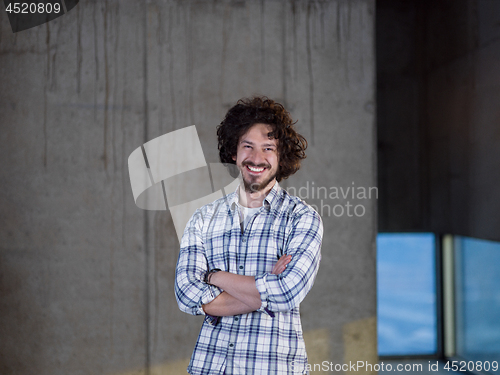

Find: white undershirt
237;203;262;231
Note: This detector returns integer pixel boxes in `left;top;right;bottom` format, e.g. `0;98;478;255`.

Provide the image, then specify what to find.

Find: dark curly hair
217;96;307;182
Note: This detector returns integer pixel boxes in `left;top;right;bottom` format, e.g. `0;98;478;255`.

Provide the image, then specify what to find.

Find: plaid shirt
175;182;323;375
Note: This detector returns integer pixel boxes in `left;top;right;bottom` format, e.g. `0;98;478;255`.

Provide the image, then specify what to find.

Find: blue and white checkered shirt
175;182;323;375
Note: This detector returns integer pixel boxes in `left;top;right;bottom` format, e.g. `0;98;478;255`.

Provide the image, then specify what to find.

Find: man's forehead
239;124;278;145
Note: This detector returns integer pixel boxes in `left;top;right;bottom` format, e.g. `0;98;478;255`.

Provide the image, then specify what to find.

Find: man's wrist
204;268;222;286
207;270;225;287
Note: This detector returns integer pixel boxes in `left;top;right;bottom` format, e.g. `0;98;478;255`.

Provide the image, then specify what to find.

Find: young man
175;97;323;375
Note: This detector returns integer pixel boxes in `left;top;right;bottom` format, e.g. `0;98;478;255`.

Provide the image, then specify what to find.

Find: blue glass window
455;236;500;374
377;233;437;355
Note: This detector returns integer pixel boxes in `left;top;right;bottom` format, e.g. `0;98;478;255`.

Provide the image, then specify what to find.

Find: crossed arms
202;255;291;316
174;207;323;318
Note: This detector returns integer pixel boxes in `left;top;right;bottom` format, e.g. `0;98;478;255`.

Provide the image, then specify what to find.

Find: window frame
379;233;498;375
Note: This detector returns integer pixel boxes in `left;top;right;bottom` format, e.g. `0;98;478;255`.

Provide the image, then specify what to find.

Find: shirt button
235;317;239;321
239;265;244;270
229;343;234;347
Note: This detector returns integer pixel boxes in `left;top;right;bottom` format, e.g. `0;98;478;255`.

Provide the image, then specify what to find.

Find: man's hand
271;254;292;275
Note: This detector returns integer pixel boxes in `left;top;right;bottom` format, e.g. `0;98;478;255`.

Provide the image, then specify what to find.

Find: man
175;97;323;374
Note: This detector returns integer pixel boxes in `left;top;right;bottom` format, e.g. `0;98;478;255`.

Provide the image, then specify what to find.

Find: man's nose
249;148;265;164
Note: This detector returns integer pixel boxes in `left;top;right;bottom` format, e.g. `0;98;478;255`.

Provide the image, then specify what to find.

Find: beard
241;161;277;193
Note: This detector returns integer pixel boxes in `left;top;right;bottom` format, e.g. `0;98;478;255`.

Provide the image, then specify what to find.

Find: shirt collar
228;181;282;212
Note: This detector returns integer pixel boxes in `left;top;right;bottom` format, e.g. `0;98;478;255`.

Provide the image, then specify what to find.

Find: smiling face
232;123;279;194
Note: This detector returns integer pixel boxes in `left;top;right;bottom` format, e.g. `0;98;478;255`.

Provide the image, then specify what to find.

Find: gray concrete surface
0;1;376;374
377;0;500;242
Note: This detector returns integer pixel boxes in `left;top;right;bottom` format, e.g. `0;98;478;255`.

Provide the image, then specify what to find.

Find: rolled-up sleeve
175;209;222;316
255;207;323;314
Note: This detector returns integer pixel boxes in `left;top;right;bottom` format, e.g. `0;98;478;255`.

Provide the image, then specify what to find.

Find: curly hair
217;96;307;182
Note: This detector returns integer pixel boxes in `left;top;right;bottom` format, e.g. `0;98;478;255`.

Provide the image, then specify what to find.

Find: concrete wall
378;0;500;242
0;1;376;374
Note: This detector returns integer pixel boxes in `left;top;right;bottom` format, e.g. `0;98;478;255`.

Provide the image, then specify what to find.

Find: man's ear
232;154;236;161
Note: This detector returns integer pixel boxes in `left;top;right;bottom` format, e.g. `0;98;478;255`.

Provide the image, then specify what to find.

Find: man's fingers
275;255;291;268
280;254;292;264
272;255;292;274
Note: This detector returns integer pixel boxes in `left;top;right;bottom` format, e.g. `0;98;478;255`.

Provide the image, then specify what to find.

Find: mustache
242;161;271;169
